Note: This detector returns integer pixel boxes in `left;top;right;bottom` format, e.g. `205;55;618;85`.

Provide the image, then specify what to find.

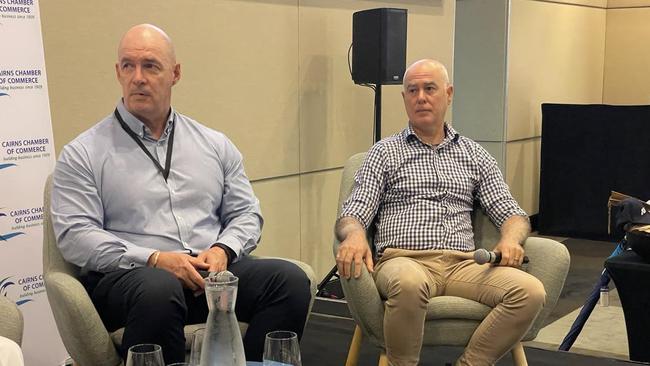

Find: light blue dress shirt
51;100;263;273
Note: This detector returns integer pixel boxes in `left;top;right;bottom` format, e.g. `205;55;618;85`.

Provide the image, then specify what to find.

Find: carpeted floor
543;238;618;325
300;313;640;365
527;238;632;360
303;236;645;365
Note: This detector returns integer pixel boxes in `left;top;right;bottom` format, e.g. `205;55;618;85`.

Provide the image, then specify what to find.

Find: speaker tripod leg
316;264;340;297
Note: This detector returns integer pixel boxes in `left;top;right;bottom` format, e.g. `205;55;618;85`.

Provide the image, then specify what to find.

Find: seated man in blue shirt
50;24;311;364
335;59;546;366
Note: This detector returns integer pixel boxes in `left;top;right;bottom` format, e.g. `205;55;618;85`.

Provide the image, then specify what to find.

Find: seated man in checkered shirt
334;59;545;366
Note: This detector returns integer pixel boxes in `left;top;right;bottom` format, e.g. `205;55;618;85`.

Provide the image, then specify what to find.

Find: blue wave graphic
0;232;24;241
1;283;34;306
0;281;15;294
0;92;8;97
0;163;16;170
0;213;5;217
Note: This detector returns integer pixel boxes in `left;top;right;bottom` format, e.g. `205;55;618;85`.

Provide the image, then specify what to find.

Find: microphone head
473;248;491;264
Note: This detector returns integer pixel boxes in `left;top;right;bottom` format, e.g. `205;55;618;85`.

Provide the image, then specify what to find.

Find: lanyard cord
114;108;175;182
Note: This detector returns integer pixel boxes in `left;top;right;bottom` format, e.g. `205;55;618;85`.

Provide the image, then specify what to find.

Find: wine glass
189;327;205;365
263;331;302;366
126;344;164;366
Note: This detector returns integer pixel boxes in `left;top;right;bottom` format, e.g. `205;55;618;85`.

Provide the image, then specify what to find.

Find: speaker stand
317;84;382;298
374;84;382;143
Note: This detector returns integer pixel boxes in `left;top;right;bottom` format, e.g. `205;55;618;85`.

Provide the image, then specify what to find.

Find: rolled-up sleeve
474;144;528;228
339;145;387;229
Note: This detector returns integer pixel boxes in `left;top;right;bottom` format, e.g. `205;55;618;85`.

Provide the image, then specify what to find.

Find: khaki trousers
374;248;546;366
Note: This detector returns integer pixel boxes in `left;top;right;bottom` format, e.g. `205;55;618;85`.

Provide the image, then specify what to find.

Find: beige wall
506;0;606;215
607;0;650;8
40;0;456;279
603;5;650;104
506;0;650;215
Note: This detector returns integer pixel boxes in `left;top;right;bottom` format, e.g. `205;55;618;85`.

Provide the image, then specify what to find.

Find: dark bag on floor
612;197;650;263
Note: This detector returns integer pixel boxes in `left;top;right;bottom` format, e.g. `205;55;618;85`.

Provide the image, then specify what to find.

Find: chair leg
345;325;363;366
378;352;389;366
511;342;527;366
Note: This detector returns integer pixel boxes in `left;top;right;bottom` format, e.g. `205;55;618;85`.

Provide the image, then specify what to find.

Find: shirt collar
403;123;459;147
116;99;175;142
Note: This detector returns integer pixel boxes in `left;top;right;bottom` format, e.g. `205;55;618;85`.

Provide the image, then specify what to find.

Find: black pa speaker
352;8;407;85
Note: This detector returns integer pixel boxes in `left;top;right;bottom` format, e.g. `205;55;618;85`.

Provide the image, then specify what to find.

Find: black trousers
83;257;312;364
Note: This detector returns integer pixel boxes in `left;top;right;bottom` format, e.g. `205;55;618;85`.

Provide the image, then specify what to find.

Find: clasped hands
148;245;229;291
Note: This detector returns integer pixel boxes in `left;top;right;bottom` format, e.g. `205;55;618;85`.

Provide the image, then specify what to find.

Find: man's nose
132;66;146;84
416;89;426;102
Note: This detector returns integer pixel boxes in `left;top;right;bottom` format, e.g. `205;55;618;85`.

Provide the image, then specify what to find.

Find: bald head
115;24;181;136
118;24;176;65
403;59;449;89
400;59;453;144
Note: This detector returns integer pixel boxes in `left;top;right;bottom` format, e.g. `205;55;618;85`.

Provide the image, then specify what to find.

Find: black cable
347;43;353;78
348;42;376;91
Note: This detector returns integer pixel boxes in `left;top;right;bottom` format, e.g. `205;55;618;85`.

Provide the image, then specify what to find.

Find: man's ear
172;63;181;86
446;84;454;105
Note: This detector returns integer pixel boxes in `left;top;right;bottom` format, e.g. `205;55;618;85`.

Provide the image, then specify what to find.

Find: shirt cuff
121;246;158;269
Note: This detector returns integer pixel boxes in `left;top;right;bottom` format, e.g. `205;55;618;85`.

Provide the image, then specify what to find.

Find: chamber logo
0;207;27;240
0;92;8;97
2;137;51;162
0;163;16;170
0;277;33;306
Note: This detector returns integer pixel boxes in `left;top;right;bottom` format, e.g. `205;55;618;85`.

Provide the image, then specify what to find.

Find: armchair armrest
44;271;122;366
333;240;385;347
247;255;317;298
522;237;570;340
0;295;23;345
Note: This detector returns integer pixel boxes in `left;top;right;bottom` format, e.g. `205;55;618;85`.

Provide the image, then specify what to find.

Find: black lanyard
114;108;175;182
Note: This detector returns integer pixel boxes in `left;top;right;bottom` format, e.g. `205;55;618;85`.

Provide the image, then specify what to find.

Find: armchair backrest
0;294;23;346
43;174;80;278
334;152;501;252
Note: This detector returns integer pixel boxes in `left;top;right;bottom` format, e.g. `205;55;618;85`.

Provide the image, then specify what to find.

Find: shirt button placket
168;181;186;244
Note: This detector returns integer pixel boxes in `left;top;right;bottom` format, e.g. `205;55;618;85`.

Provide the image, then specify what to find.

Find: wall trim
251;166;344;184
527;0;607;9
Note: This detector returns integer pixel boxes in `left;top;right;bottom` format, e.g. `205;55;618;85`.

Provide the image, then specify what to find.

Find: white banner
0;1;69;365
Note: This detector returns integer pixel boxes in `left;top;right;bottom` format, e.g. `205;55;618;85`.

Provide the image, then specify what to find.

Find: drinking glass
263;331;302;366
126;344;164;366
189;327;205;365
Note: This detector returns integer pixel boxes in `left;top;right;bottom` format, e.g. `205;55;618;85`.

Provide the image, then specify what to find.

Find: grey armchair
0;295;23;346
333;152;571;366
43;174;317;366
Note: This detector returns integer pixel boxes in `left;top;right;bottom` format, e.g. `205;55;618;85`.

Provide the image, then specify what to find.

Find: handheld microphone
473;248;529;265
